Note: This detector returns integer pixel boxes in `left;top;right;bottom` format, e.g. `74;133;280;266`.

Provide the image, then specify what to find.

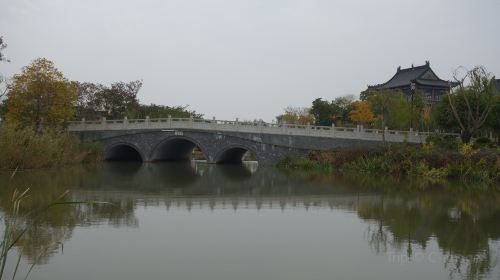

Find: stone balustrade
66;117;449;144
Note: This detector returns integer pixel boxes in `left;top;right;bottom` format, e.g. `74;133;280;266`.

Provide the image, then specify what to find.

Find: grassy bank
0;125;102;170
277;137;500;184
276;155;332;173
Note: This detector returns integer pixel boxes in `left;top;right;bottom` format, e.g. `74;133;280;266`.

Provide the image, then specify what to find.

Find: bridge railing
67;117;455;143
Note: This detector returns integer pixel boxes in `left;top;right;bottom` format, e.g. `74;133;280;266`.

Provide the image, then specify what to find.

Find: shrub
426;133;460;150
79;141;103;163
277;154;331;172
308;149;382;167
0;125;102;169
280;140;500;186
473;137;498;149
340;156;390;174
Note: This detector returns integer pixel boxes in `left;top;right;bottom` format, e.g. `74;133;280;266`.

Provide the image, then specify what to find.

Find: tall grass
0;175;115;279
0;125;101;170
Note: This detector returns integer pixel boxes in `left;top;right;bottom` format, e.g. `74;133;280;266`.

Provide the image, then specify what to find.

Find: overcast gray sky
1;0;499;121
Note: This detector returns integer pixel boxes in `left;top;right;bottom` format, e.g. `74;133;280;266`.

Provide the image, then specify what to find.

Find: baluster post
123;117;128;129
81;118;86;130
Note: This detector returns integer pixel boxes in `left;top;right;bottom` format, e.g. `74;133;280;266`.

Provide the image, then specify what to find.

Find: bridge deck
67;117;449;144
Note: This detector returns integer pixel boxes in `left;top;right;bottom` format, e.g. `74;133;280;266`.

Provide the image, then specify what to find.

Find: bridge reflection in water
0;163;499;280
72;161;377;213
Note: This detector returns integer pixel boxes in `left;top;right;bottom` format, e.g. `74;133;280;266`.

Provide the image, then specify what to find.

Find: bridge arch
150;136;207;162
215;145;259;164
104;143;144;162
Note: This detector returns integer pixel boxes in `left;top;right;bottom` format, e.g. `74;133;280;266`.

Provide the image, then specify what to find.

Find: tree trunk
460;130;472;144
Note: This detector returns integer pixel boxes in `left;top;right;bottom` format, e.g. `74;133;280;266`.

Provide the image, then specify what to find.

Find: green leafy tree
409;93;425;130
331;95;355;125
366;89;399;128
484;95;500;141
6;58;77;128
386;94;411;130
75;81;142;119
310;98;335;126
433;96;460;132
310;95;354;126
131;104;203;119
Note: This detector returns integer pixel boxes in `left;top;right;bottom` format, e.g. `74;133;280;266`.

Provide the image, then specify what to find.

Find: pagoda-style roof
368;61;453;89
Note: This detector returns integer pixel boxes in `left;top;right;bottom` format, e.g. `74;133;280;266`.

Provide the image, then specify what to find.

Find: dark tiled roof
369;61;452;89
496;79;500;94
414;78;450;87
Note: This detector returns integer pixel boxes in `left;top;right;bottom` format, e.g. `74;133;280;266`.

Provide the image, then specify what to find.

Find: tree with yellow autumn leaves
6;58;77;129
277;106;314;125
349;101;375;125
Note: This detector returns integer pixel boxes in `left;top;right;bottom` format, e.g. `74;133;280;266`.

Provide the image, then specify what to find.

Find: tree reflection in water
0;163;498;280
358;193;500;280
0;167;134;265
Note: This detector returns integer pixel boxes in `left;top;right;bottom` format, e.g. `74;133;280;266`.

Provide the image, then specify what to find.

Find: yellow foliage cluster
6;58;77;128
349;101;375;124
280;106;314;125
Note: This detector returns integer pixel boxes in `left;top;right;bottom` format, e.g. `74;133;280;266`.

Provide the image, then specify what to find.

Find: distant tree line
0;54;202;129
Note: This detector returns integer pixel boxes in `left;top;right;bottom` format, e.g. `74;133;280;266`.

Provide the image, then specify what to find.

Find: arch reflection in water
216;146;257;164
91;161;257;189
148;162;203;186
214;162;257;181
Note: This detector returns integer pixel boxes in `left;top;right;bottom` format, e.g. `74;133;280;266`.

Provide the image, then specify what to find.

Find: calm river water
0;162;499;280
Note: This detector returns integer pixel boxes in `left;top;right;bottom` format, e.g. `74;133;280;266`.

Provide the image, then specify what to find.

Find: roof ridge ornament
425;60;430;66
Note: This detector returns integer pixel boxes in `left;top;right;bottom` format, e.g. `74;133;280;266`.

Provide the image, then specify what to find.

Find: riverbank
277;139;500;185
0;125;101;170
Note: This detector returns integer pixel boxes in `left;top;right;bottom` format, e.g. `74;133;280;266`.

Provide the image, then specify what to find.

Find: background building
367;61;456;105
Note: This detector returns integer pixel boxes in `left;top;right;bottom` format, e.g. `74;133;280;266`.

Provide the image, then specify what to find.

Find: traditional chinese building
366;61;456;105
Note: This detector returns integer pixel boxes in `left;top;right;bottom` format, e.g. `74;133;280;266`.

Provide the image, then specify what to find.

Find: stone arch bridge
69;117;433;164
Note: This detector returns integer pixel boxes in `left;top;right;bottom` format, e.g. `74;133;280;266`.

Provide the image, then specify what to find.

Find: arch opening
217;147;257;164
105;144;143;162
151;138;206;162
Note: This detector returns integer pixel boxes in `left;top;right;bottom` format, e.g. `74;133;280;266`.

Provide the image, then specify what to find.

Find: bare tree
0;36;10;100
448;66;496;143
